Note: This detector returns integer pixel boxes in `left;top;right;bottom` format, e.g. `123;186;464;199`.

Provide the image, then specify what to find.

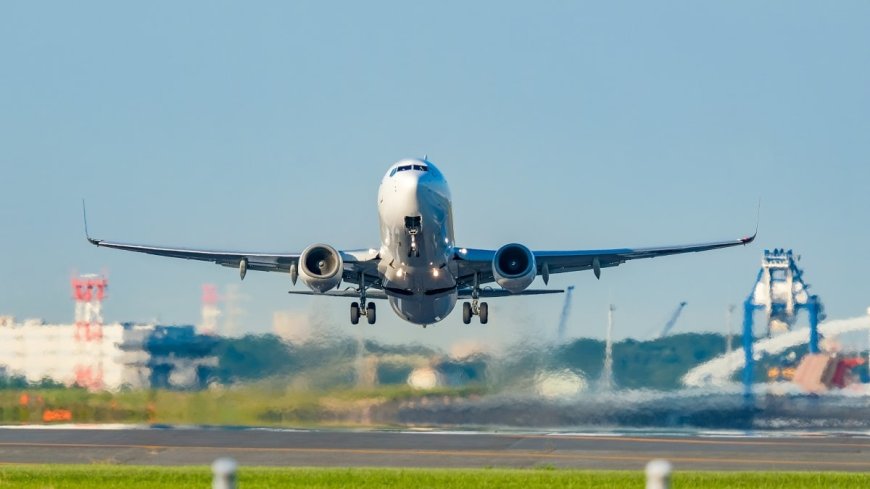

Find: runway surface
1;427;869;471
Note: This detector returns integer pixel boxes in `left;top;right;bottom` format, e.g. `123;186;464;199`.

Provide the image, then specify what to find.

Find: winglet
82;200;99;246
741;199;761;245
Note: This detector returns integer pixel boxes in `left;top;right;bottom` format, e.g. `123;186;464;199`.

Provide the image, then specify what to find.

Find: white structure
683;314;870;388
408;367;445;390
599;304;615;391
0;275;218;390
0;320;219;390
535;369;587;399
0;320;153;389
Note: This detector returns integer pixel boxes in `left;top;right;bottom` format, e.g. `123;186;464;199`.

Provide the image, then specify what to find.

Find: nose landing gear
404;216;421;258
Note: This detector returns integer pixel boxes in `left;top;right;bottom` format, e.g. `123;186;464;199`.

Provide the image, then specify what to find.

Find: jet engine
492;243;536;293
299;244;344;293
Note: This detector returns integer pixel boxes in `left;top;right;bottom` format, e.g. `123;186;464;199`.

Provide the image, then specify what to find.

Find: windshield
392;164;428;176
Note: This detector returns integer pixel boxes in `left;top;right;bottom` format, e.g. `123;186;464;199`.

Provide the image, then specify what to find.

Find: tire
350;302;360;325
479;302;489;324
366;302;376;324
462;302;472;324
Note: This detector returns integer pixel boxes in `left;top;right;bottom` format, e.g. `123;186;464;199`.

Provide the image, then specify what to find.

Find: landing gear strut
350;272;376;325
405;216;421;257
462;273;488;324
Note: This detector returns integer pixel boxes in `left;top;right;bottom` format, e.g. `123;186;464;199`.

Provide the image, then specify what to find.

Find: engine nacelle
299;243;344;293
492;243;536;293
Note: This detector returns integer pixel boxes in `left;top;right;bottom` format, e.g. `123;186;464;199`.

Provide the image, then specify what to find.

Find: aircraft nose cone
396;169;423;185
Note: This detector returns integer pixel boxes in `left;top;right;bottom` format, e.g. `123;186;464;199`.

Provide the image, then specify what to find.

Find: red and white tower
72;274;107;341
71;274;108;389
200;283;221;335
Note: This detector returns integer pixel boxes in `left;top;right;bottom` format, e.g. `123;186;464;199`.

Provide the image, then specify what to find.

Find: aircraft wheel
479;302;489;324
350;302;360;325
462;302;472;324
366;302;376;324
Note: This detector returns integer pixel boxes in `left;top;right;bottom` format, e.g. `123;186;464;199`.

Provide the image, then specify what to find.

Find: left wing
454;232;756;287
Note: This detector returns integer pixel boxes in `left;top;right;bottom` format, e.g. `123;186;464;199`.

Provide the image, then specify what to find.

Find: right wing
83;205;379;282
88;236;380;279
88;236;300;272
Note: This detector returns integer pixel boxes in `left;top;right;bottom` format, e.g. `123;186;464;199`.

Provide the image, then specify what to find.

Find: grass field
0;466;868;489
1;384;484;427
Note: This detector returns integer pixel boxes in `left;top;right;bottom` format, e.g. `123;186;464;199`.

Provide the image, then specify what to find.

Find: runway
1;427;869;471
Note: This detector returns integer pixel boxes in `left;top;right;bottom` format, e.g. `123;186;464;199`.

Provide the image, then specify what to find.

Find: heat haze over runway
1;427;869;471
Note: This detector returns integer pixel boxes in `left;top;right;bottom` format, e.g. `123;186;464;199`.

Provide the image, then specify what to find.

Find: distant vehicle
86;158;754;327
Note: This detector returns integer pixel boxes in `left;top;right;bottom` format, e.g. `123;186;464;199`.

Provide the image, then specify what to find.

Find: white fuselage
376;159;458;324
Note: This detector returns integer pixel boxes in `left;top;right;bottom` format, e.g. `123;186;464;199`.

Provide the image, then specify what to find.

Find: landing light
432;268;440;278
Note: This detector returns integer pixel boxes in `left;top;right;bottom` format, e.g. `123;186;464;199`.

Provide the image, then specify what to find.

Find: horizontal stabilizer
288;288;564;300
288;289;390;300
459;288;564;299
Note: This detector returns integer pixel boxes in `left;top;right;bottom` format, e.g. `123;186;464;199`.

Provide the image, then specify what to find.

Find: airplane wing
88;235;380;280
287;288;565;300
454;232;756;287
87;235;380;281
83;199;380;282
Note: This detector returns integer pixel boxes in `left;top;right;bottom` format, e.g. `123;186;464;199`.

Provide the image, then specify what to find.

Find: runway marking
507;433;870;449
0;442;867;468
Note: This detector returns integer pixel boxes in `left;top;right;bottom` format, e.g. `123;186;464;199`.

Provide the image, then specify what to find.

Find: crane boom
656;301;688;339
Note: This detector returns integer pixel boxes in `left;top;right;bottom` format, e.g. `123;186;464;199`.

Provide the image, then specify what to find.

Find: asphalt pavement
0;427;868;471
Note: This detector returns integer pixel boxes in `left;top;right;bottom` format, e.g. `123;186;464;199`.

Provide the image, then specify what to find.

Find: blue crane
655;301;688;339
742;249;824;401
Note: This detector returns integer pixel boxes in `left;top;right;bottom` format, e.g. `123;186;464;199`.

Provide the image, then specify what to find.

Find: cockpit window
391;164;428;176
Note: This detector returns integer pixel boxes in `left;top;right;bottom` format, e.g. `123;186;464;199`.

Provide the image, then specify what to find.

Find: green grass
0;384;485;427
0;466;867;488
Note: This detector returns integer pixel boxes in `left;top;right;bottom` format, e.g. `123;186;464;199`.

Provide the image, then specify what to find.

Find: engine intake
299;243;343;293
492;243;536;293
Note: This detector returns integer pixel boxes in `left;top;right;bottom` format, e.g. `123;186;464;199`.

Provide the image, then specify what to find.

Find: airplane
85;158;755;327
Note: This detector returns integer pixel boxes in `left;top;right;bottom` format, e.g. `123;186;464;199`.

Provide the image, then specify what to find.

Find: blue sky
1;2;868;348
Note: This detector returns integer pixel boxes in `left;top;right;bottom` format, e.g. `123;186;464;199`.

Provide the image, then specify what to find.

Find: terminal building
0;275;218;390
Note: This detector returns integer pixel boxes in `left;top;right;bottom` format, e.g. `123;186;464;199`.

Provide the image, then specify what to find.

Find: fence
211;457;675;488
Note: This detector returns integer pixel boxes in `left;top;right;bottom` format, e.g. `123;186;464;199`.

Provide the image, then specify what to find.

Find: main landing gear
462;273;488;324
462;300;488;324
350;301;376;325
350;272;376;325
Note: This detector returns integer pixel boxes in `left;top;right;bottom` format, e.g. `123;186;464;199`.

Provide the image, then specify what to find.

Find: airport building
0;275;219;390
0;318;218;390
